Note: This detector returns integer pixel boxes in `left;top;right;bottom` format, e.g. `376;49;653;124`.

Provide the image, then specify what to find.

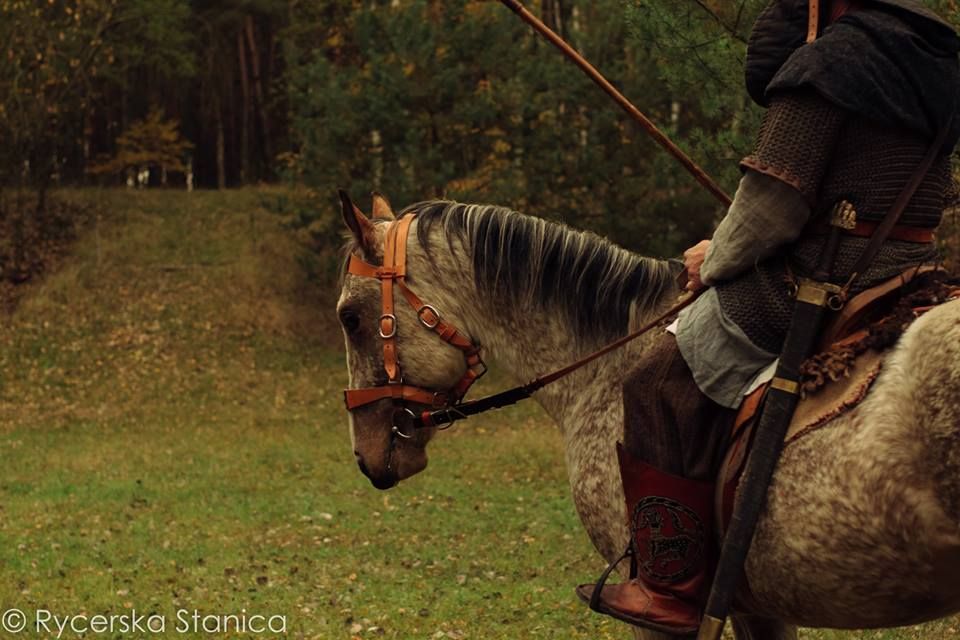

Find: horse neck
408;222;671;432
475;297;629;427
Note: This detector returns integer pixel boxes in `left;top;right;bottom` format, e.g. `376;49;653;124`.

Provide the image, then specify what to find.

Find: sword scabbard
699;208;851;634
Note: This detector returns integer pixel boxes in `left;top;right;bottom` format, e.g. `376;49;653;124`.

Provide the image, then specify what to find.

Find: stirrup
588;544;636;612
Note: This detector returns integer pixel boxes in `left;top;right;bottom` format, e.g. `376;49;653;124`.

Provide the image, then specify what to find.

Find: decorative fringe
799;274;959;397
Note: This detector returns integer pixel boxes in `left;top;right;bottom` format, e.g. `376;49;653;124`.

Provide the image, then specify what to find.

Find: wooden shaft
499;0;733;207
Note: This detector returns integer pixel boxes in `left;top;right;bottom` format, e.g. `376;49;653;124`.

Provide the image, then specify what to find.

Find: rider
579;0;960;634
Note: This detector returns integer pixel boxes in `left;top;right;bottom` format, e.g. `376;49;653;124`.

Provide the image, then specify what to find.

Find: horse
336;193;960;640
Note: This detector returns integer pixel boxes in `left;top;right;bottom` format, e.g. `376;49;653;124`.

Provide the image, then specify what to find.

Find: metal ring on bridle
434;406;467;431
379;314;397;339
417;305;441;329
391;407;417;439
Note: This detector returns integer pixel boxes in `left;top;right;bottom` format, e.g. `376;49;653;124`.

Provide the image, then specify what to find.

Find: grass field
0;188;955;639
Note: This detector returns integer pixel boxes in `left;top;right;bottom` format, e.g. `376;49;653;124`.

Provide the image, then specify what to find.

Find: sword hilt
812;199;856;282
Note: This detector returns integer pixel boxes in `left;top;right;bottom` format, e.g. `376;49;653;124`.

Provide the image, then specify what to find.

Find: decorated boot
576;443;715;635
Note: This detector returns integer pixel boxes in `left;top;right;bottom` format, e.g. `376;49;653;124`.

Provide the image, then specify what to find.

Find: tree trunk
237;28;251;184
542;0;567;39
371;129;383;190
216;105;226;190
245;16;273;170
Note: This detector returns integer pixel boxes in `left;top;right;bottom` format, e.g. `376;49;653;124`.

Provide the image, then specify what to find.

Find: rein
410;287;701;430
342;212;702;436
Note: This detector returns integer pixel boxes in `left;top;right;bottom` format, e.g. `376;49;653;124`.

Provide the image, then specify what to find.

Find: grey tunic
674;171;810;409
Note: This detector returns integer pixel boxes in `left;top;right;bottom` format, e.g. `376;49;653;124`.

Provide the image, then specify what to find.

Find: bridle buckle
379;314;397;339
417;305;441;329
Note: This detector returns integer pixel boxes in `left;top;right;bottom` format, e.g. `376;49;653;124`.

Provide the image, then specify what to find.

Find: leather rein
342;212;701;436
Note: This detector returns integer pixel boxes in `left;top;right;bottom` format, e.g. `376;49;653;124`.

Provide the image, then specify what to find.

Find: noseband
342;213;487;438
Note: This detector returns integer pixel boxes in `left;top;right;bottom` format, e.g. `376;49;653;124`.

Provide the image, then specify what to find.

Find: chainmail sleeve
740;89;848;206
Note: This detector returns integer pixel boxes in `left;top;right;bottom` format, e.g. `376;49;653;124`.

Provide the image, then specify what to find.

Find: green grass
0;188;956;639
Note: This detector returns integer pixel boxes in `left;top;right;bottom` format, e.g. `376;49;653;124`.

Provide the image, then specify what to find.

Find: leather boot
576;443;715;635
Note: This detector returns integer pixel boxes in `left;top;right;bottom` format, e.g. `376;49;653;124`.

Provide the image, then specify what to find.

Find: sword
499;0;733;208
696;201;852;639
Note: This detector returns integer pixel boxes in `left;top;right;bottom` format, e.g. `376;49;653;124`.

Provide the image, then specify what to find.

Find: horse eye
339;309;361;334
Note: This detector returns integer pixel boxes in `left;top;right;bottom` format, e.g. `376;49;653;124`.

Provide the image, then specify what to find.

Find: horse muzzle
355;450;399;490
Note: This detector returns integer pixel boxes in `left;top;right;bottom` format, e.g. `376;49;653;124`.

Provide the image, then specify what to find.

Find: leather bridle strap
393;278;485;397
378;215;412;382
344;385;448;411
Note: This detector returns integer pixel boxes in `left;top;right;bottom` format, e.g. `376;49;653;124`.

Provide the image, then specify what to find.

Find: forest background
5;0;958;291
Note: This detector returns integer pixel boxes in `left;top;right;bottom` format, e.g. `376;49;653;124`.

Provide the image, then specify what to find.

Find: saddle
716;267;960;538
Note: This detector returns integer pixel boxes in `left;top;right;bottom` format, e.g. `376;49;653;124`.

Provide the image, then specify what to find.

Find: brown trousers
623;334;733;482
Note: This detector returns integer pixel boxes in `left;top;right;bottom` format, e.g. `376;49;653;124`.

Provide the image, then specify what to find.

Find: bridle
342;208;703;436
342;213;487;439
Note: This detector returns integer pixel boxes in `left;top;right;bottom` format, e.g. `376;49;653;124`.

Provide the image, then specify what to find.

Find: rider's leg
577;333;731;635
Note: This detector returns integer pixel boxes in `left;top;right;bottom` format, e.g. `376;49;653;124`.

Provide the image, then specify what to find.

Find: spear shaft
499;0;733;207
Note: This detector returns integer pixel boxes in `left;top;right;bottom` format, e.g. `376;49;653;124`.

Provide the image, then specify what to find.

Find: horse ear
371;192;396;220
340;189;375;251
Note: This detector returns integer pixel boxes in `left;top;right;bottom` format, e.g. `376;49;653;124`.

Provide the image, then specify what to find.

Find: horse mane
403;200;681;341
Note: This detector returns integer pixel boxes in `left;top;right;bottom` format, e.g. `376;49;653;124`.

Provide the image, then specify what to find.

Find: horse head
337;191;479;490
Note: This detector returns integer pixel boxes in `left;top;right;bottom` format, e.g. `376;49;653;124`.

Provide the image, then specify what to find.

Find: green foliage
0;0;111;186
284;0;960;259
625;1;766;184
95;0;196;85
285;0;730;257
3;0;960;259
87;108;193;178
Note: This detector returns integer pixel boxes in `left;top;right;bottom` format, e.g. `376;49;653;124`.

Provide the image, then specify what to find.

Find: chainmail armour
718;90;949;354
741;91;846;205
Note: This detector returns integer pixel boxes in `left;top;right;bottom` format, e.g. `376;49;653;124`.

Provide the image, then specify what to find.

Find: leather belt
813;219;935;244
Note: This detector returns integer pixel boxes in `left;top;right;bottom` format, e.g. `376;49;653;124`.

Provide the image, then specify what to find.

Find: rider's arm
700;171;809;286
700;89;848;285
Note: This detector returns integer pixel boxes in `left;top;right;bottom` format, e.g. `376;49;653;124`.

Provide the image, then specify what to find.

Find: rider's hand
683;239;711;292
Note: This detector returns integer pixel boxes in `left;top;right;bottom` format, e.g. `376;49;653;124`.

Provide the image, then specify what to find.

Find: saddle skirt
716;270;960;538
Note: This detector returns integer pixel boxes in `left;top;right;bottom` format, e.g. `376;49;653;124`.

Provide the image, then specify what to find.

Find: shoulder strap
846;121;952;288
806;0;821;43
